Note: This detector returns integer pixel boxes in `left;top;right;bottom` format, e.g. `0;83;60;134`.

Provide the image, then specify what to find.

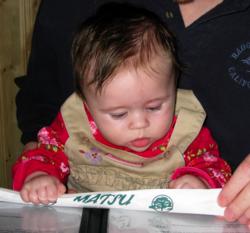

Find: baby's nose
129;112;149;129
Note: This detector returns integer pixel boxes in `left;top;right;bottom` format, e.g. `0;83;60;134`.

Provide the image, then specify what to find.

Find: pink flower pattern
38;127;60;147
60;162;69;174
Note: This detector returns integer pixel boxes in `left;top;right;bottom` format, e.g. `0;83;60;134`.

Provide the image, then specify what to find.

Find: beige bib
61;89;205;192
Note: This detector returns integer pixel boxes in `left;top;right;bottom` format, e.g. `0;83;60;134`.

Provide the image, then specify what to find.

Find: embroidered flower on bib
81;147;102;164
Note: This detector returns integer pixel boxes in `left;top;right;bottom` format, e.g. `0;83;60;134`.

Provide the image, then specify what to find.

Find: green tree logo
149;195;173;212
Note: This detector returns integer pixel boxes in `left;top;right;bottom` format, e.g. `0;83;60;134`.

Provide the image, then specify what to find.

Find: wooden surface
0;0;41;188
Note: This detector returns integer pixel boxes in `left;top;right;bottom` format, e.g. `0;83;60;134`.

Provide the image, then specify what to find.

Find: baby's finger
37;186;51;205
20;188;30;203
67;188;77;194
46;185;59;203
168;180;175;188
28;189;41;205
57;183;66;195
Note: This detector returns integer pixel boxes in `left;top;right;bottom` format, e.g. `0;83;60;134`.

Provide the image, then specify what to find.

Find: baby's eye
147;105;162;111
110;112;127;119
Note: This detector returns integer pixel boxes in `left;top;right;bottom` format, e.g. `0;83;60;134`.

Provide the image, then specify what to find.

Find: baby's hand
20;172;66;205
169;174;208;189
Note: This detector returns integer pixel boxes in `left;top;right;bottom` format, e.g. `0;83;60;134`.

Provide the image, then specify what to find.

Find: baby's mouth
130;138;150;148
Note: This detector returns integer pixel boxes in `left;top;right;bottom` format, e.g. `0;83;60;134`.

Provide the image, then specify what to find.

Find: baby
13;3;231;205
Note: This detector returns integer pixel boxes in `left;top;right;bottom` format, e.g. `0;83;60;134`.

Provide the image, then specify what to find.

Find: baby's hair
72;2;180;98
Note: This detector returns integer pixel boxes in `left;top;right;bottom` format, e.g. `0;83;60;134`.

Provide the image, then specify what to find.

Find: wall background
0;0;41;188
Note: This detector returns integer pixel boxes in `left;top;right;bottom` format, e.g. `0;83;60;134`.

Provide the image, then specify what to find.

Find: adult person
15;0;250;226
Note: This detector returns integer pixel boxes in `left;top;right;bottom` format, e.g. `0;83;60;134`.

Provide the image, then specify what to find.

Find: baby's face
84;55;176;152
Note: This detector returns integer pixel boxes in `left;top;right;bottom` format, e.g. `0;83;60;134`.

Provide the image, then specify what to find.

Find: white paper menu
0;187;224;215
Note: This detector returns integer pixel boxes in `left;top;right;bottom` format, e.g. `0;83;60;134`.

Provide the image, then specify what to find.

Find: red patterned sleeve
171;127;232;188
12;112;70;191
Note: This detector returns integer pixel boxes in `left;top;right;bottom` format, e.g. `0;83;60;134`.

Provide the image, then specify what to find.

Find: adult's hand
218;153;250;227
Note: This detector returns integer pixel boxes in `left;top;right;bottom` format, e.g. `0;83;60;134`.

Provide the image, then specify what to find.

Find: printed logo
228;42;250;89
73;193;134;207
149;194;173;212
